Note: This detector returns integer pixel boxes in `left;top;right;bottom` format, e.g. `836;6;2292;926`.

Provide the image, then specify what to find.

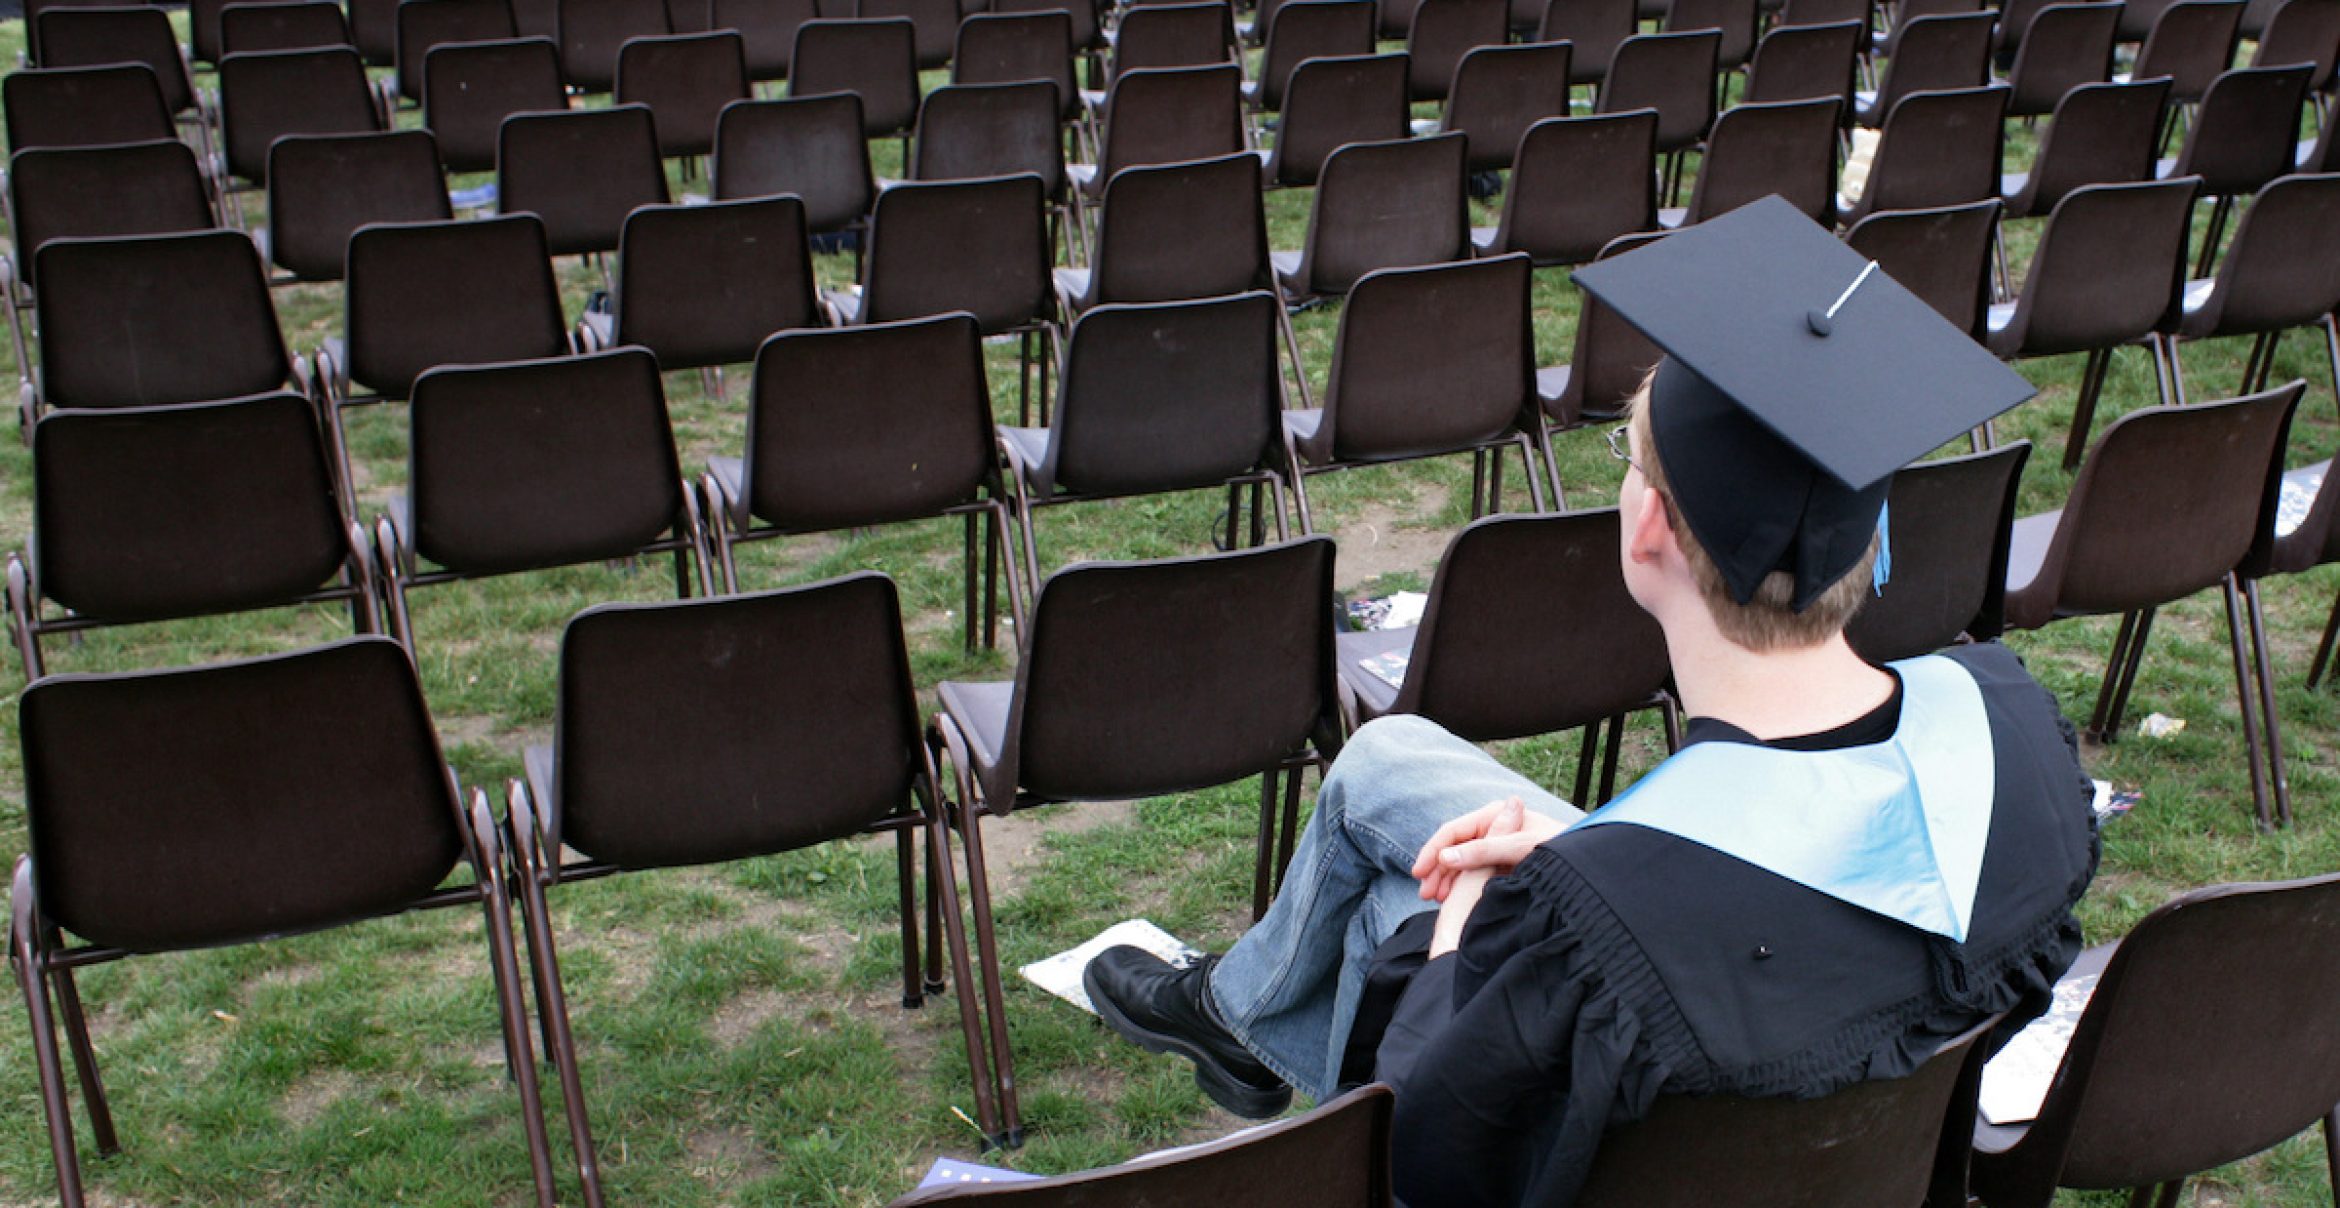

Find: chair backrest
1042;291;1284;496
2187;171;2340;337
992;0;1101;53
498;103;672;256
1264;52;1411;187
8;140;214;287
266;129;454;282
396;0;519;101
1536;0;1635;83
1549;230;1669;425
1574;1015;1997;1208
1849;83;2009;221
1779;0;1870;26
343;214;571;400
911;80;1066;195
1106;0;1235;81
789;17;921;135
20;637;464;955
2252;0;2340;91
1094;63;1247;179
2133;0;2245;102
615;30;751;158
856;0;963;67
1087;152;1270;304
1290;132;1469;296
2016;382;2298;619
1489;109;1659;266
1744;18;1862;109
1871;10;1995;117
35;231;291;409
187;0;275;54
1973;872;2340;1200
421;36;569;174
29;392;350;623
2004;76;2170;217
556;0;671;89
1845;441;2031;661
1406;0;1510;101
1844;197;2003;342
888;1084;1395;1206
1253;0;1377;111
406;347;686;574
24;0;154;65
1441;41;1573;173
859;173;1051;334
2;64;175;152
952;10;1078;117
349;0;399;61
710;0;816;79
218;46;385;185
713;94;876;233
34;6;194;113
1396;509;1670;739
2168;63;2315;197
2002;176;2195;355
1682;94;1841;225
740;313;997;529
2002;1;2120;118
1599;29;1722;152
2115;0;2185;38
1664;0;1758;69
612;196;820;370
220;0;358;53
1315;255;1534;463
999;537;1340;803
550;574;928;869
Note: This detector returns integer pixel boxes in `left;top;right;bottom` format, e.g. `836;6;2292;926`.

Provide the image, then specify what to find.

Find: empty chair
1844;441;2032;662
1599;29;1723;189
1406;0;1510;102
952;10;1079;120
30;232;292;420
713;94;877;239
1093;0;1235;96
1334;510;1675;803
9;639;562;1208
703;314;1024;651
2252;0;2340;95
588;197;825;375
1855;10;1996;125
192;0;273;60
2115;0;2185;39
2123;0;2245;105
857;0;963;67
1534;231;1668;476
888;1085;1395;1206
216;46;387;191
790;17;921;137
219;0;358;53
2000;2;2119;119
394;0;519;103
515;574;982;1208
350;0;399;61
33;7;198;121
1778;0;1872;26
1744;18;1863;110
910;81;1072;253
929;535;1343;1142
1245;0;1377;114
1274;132;1470;303
1429;41;1574;174
1970;872;2340;1204
4;393;376;681
1845;197;2004;342
1534;0;1634;86
23;0;152;64
262;130;455;283
1999;76;2171;220
375;348;711;646
325;214;573;411
1661;95;1841;227
1840;83;2010;224
1067;63;1247;202
615;30;750;159
993;0;1104;62
2000;382;2299;826
1283;255;1552;531
1;64;174;153
711;0;817;80
2162;172;2340;408
2158;64;2316;274
1664;0;1759;70
1472;109;1661;266
421;36;569;174
557;0;671;89
498;104;672;258
1989;177;2196;468
1260;52;1412;188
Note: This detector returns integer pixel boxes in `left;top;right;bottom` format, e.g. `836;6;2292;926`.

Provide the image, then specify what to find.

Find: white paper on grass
1381;591;1428;630
2277;464;2326;540
1977;971;2100;1125
1019;919;1203;1015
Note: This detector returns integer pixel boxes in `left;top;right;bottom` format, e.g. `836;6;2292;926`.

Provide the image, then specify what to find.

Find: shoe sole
1082;962;1294;1120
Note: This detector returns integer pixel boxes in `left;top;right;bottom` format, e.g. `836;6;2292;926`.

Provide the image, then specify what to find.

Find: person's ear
1627;486;1675;565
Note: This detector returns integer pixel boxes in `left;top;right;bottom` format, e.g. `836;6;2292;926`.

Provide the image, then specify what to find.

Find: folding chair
614;30;751;159
496;104;673;259
583;196;826;387
2161;172;2340;412
261;130;454;284
1272;132;1470;304
1471;109;1660;266
421;36;570;174
713;94;877;242
1844;441;2031;663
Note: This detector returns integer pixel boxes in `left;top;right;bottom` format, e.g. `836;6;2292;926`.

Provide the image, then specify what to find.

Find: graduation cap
1572;196;2037;611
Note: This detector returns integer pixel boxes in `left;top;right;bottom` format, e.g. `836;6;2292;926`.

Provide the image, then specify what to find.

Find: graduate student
1080;198;2101;1206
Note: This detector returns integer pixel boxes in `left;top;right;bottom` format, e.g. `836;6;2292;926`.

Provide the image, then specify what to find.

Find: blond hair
1626;377;1876;653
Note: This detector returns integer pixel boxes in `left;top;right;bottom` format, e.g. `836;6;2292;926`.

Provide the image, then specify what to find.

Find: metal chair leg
2307;585;2340;689
2102;607;2158;740
2245;577;2291;826
2221;576;2274;830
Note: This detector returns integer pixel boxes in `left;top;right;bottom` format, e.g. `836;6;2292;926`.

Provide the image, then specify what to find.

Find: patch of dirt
684;1125;777;1184
972;799;1138;899
1329;499;1453;593
708;987;791;1049
279;1069;359;1129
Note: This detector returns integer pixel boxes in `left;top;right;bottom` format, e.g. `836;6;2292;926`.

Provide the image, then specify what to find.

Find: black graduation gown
1356;642;2101;1208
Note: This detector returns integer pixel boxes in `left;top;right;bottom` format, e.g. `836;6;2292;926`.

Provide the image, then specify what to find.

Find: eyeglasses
1605;424;1647;479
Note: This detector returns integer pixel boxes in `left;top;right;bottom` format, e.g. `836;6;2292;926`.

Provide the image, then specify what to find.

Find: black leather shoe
1083;946;1293;1119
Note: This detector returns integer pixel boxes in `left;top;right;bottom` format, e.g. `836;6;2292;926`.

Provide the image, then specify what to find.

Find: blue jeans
1208;714;1583;1101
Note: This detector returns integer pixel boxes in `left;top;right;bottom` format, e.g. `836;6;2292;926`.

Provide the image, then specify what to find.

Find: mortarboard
1572;195;2037;610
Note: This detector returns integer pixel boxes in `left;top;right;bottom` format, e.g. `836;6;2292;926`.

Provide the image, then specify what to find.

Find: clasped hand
1413;797;1568;958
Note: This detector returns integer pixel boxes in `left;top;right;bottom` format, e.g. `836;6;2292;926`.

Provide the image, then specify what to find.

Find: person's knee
1321;715;1465;819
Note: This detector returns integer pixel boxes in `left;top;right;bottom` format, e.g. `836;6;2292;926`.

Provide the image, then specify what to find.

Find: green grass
1;16;2337;1206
